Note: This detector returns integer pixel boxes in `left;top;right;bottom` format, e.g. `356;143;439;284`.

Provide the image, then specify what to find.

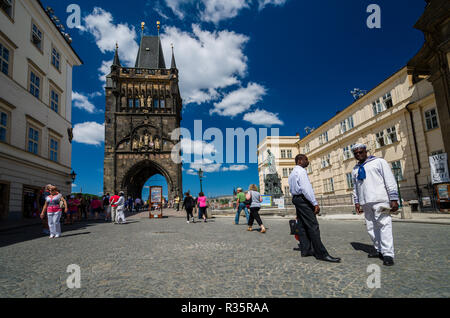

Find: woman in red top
90;196;102;220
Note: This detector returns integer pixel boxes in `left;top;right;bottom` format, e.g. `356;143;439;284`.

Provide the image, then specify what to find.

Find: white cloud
72;91;98;113
222;165;249;171
73;122;105;146
210;83;266;117
161;25;249;104
98;59;112;85
180;137;217;156
200;0;252;24
83;7;139;65
243;108;284;126
163;0;287;23
189;158;222;173
257;0;288;10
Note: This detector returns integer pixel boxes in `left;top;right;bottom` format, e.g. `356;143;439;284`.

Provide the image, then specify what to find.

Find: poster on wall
429;153;450;184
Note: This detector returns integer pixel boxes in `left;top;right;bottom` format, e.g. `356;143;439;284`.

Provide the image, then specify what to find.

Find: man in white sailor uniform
351;144;398;266
116;191;127;224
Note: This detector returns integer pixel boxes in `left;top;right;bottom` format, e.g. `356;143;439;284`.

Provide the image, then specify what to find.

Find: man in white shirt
116;191;127;224
288;154;341;263
351;144;398;266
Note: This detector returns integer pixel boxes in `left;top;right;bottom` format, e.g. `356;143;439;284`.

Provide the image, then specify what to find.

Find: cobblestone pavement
0;213;449;298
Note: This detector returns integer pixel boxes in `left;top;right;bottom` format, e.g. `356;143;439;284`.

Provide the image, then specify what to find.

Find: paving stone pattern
0;214;449;298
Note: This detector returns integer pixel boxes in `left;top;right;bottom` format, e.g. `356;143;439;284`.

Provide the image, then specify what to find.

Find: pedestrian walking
351;144;398;266
182;192;195;223
40;186;67;238
116;191;127;224
135;197;142;212
90;196;103;220
39;184;52;235
174;195;180;211
79;194;87;220
103;193;111;221
288;154;341;263
234;187;250;225
109;192;120;224
66;195;79;225
245;184;266;233
197;192;208;222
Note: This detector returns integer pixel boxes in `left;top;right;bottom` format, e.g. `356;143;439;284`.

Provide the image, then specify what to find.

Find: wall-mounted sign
429;153;450;184
261;195;272;207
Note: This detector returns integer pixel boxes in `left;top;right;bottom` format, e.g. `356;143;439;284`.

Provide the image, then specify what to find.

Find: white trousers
111;206;118;222
47;211;62;236
116;208;126;223
363;202;394;258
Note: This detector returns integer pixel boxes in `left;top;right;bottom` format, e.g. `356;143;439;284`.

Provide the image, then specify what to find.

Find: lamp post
393;167;403;208
198;168;203;193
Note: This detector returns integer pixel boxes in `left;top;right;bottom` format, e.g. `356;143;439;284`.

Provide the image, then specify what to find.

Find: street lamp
393;167;403;208
198;168;203;193
70;170;77;183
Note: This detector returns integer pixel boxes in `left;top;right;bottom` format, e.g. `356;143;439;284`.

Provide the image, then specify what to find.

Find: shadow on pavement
350;242;377;255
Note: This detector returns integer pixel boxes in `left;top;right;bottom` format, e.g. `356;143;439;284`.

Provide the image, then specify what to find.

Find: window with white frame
304;143;310;153
50;88;59;113
372;99;385;116
346;173;354;189
51;46;60;71
321;154;331;168
307;165;312;174
287;149;292;158
281;150;286;159
0;41;11;76
340;116;354;134
282;168;288;178
289;168;293;175
383;92;393;109
27;126;39;154
386;126;398;144
376;131;385;148
1;0;14;19
425;109;439;130
49;137;59;162
0;110;8;142
284;186;290;197
31;22;43;51
319;131;328;145
391;161;403;181
323;178;334;193
343;144;355;160
29;69;41;99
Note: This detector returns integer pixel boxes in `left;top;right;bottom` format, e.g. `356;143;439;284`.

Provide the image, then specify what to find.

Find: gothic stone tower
103;34;182;200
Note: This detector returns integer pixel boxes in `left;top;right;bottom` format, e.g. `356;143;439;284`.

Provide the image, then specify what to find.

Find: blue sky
42;0;427;199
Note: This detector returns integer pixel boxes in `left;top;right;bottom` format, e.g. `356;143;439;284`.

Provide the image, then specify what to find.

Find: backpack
184;196;195;209
243;191;252;206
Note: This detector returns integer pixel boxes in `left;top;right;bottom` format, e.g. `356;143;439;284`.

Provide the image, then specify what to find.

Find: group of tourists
38;143;398;266
234;185;266;233
287;144;398;266
181;192;208;223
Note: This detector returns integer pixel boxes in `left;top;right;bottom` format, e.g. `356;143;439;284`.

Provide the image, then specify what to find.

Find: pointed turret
112;43;121;67
170;44;177;69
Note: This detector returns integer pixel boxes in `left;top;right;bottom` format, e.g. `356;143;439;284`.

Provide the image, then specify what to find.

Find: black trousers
248;207;263;226
186;208;193;221
292;195;328;258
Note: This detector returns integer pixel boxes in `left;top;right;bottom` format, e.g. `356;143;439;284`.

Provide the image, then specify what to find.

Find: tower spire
170;43;177;69
112;42;121;67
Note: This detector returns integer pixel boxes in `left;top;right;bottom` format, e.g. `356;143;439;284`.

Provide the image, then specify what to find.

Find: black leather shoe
301;252;315;257
368;252;383;259
383;256;394;266
317;255;341;263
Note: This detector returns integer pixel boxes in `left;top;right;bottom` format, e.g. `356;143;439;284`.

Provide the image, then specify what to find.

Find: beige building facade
257;136;300;197
258;67;446;210
0;0;82;220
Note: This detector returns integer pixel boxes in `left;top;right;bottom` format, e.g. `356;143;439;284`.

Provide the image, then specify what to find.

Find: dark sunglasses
353;150;365;155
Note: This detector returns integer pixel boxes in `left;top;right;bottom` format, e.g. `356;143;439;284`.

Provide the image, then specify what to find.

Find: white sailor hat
351;144;367;152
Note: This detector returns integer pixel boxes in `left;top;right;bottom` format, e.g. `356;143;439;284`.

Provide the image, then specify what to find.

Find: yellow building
257;136;300;197
258;67;446;211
